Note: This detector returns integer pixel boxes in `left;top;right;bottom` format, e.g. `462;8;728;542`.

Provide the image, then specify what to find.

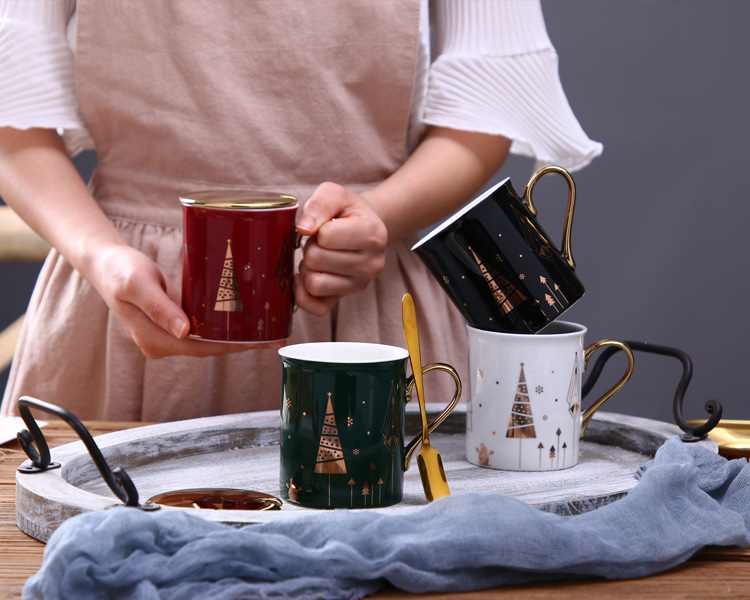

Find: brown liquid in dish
148;488;282;510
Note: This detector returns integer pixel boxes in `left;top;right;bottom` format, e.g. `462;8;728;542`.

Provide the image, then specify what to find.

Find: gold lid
180;190;297;209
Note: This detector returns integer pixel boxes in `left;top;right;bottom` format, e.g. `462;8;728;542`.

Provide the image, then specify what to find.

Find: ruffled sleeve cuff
422;0;602;172
0;5;93;155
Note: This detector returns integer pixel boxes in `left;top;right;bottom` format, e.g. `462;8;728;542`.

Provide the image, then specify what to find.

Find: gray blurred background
1;1;747;426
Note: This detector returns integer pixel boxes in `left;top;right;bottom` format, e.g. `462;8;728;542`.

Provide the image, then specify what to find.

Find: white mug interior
411;177;510;251
279;341;408;364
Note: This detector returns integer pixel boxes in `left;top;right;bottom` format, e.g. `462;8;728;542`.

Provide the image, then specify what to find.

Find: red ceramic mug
180;190;298;343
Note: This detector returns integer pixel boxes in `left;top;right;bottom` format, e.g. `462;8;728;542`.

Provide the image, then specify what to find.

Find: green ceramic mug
279;342;461;508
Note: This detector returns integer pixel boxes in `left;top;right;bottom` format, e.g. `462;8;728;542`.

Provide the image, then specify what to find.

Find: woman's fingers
295;183;387;312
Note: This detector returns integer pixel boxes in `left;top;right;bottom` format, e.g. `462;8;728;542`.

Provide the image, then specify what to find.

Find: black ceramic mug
412;165;584;333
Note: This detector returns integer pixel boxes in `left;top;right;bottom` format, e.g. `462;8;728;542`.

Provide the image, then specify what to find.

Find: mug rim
467;320;586;339
279;341;408;364
179;189;297;209
411;177;511;250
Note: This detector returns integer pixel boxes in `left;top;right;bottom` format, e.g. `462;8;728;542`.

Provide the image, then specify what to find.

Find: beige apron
2;1;468;422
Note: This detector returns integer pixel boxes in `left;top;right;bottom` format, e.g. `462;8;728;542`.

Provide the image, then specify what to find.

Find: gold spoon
402;293;450;502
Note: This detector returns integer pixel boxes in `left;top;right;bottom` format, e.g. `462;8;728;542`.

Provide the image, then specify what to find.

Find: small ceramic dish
688;420;750;459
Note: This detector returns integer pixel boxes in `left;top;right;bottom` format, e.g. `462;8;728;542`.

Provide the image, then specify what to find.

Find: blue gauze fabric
23;437;750;600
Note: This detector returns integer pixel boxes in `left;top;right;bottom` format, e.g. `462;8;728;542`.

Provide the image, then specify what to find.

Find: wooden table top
2;420;749;600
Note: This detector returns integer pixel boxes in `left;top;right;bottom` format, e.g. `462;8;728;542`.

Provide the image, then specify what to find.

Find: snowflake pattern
535;386;544;394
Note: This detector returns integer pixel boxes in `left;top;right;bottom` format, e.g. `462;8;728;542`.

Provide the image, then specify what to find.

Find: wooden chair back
0;205;50;372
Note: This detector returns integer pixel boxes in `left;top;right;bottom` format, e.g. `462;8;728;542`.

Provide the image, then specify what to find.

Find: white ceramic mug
465;322;634;471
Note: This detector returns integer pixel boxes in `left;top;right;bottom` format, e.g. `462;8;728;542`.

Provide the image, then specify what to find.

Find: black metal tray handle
16;396;158;510
582;341;722;442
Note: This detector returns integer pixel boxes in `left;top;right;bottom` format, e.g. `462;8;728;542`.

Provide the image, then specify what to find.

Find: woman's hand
294;182;388;316
292;128;511;316
89;245;263;358
0;127;264;359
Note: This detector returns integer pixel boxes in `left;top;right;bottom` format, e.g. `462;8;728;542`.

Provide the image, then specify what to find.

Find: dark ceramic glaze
181;198;297;343
278;342;460;509
413;167;584;333
280;352;409;509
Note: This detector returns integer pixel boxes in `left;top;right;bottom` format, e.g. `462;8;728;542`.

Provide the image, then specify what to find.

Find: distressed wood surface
1;421;132;599
2;418;748;600
15;409;715;542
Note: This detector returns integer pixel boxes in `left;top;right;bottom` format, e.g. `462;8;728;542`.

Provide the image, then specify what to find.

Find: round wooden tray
15;410;715;542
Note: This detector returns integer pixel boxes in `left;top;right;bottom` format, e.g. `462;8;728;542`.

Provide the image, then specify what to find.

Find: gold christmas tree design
214;239;244;312
506;364;537;438
566;354;581;420
275;235;292;293
375;477;384;504
540;276;563;314
381;381;400;456
315;393;347;507
468;246;526;316
315;393;347;474
506;363;537;469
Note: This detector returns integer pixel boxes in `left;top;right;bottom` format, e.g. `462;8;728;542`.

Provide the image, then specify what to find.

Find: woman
0;0;601;421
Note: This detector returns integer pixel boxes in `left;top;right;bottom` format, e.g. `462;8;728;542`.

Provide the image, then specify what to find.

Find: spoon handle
402;293;428;436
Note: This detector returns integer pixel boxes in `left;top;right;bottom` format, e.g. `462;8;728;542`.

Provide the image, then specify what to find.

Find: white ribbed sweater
0;0;602;170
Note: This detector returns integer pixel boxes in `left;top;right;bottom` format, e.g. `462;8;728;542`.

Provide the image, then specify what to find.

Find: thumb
295;182;350;235
128;264;189;339
162;273;191;338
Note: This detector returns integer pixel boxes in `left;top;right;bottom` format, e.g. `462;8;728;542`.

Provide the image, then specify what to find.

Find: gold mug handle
580;340;635;436
404;362;462;470
521;165;578;270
